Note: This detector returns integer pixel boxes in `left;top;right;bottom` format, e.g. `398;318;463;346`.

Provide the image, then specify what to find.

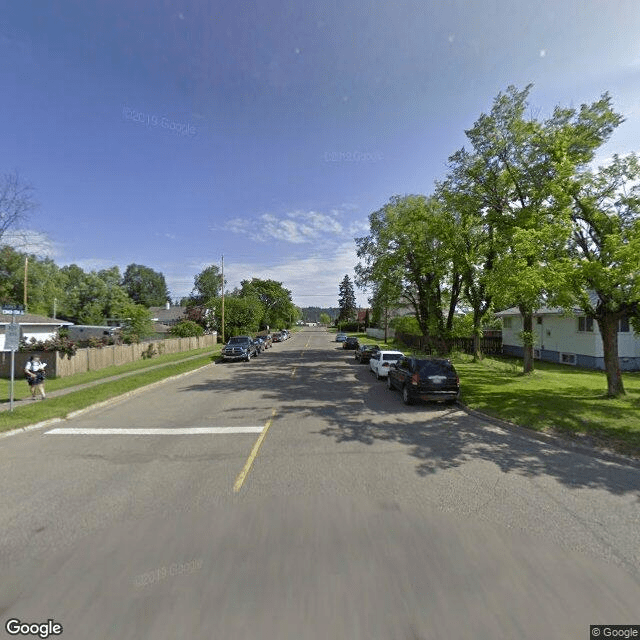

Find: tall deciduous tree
238;278;296;329
568;153;640;396
122;264;170;307
355;195;461;352
191;264;224;305
453;85;620;373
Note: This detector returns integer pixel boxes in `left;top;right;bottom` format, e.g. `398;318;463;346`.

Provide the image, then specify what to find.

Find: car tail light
382;362;390;367
410;372;420;385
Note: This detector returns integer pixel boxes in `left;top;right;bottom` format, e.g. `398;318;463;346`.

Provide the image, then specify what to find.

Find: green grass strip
0;353;216;433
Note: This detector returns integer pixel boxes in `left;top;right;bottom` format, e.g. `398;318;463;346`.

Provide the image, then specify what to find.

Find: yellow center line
233;408;277;493
291;366;297;378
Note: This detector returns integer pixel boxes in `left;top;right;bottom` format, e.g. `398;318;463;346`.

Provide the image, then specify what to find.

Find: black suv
343;336;360;350
355;344;380;363
221;336;258;362
387;357;460;405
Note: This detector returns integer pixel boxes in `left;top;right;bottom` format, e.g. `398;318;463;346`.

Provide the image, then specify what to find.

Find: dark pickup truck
221;336;258;362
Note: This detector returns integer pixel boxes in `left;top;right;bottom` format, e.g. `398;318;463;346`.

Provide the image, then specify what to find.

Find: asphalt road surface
1;327;639;639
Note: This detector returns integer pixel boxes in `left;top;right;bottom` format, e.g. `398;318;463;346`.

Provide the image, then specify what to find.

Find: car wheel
402;385;413;405
387;375;394;390
245;352;251;362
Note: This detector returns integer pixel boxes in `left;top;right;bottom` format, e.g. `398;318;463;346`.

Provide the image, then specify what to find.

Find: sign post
3;305;24;412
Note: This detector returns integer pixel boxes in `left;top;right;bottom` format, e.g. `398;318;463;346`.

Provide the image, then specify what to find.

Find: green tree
319;312;331;325
0;245;27;305
122;264;170;307
190;265;224;305
238;278;296;329
337;275;357;323
211;296;263;336
567;153;640;396
356;195;461;352
452;85;620;373
58;265;131;324
170;319;205;337
118;302;155;343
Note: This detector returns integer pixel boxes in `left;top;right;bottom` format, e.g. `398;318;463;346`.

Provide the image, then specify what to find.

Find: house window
619;317;630;333
578;316;594;332
536;316;542;325
560;352;577;365
503;317;512;329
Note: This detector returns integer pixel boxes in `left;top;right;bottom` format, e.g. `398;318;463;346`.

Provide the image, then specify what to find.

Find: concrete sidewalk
0;353;215;412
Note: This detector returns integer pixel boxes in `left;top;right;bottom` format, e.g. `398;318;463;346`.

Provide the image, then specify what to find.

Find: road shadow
179;336;640;498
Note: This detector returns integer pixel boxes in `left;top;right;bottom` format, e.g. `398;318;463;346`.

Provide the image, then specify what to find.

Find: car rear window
417;360;456;376
382;353;403;361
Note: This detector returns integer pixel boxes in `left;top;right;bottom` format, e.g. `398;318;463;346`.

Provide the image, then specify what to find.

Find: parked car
355;343;380;363
281;329;290;340
260;333;273;349
335;333;347;342
369;350;405;379
253;336;265;353
272;332;283;342
343;336;360;350
387;357;460;405
221;336;258;362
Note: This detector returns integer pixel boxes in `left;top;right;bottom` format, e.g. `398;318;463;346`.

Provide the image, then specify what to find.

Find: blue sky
2;0;640;307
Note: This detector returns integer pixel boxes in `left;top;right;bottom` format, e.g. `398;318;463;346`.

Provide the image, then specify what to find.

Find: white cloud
224;209;346;244
222;241;369;308
2;229;60;258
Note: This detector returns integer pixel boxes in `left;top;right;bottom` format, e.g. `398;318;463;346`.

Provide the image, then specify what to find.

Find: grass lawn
1;346;218;403
346;331;640;457
451;354;640;457
0;347;220;433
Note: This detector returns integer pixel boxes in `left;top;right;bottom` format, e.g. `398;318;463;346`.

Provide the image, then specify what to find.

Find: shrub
169;320;204;338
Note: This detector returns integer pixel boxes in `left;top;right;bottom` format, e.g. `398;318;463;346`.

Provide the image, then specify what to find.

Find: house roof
495;306;572;317
0;313;73;326
148;306;187;323
496;292;601;317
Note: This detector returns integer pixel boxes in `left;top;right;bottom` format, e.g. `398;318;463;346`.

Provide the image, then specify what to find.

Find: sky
2;0;640;309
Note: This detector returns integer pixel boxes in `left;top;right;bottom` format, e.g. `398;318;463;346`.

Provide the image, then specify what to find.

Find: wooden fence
0;333;217;379
395;332;502;356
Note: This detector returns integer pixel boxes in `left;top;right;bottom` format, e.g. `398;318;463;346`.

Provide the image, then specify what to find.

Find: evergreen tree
338;275;357;322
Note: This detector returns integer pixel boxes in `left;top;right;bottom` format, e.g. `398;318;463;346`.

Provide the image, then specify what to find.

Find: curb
458;402;640;470
0;362;217;440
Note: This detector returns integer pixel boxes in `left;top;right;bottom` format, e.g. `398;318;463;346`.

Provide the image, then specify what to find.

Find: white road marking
44;427;264;435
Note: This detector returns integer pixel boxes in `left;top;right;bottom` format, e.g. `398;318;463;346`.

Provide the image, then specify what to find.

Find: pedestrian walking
25;355;47;400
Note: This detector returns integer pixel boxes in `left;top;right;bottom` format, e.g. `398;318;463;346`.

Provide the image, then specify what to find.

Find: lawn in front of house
451;354;640;457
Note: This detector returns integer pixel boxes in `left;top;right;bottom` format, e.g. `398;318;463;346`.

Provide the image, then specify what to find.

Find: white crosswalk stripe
44;427;264;435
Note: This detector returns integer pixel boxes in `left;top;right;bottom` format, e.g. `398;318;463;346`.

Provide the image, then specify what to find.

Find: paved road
1;328;639;639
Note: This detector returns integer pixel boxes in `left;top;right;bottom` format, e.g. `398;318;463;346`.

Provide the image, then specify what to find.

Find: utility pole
221;254;225;344
23;256;28;311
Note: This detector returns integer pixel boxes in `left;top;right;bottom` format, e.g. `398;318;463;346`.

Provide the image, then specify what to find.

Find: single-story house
148;304;187;335
0;313;73;351
495;306;640;371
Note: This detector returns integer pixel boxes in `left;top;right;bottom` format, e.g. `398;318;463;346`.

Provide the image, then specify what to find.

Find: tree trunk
521;310;534;374
472;307;483;362
597;314;625;397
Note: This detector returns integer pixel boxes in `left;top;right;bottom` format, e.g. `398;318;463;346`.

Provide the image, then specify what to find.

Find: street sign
2;304;25;313
5;323;21;351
